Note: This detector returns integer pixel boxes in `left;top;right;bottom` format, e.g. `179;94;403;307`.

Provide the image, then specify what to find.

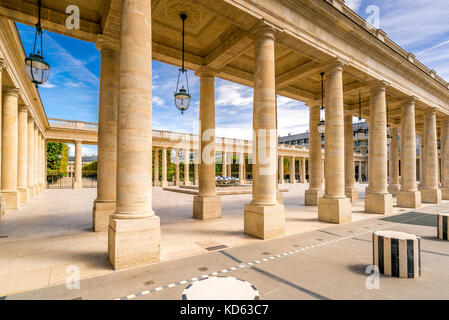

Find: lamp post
174;13;191;114
317;72;325;136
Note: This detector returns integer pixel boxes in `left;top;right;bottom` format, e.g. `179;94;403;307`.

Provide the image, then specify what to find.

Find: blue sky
17;0;449;156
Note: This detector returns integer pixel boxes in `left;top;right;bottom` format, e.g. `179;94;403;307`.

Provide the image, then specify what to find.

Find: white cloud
215;81;253;109
153;96;165;107
345;0;363;11
40;82;57;88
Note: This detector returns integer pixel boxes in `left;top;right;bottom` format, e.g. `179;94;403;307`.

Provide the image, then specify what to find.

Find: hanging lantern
356;92;365;140
24;0;50;88
174;13;191;114
317;72;325;136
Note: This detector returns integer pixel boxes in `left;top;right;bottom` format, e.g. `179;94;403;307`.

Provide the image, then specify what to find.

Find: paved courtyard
1;183;448;299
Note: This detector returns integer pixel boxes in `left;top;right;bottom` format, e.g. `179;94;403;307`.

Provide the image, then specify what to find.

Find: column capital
18;104;28;112
321;58;346;75
0;58;6;71
253;24;276;41
424;107;437;117
305;99;321;109
27;116;35;124
96;34;120;52
3;87;21;97
402;95;418;106
368;80;390;93
195;66;218;78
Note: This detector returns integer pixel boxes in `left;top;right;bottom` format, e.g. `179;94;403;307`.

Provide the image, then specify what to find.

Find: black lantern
317;72;325;135
24;0;50;88
356;92;365;140
174;13;191;114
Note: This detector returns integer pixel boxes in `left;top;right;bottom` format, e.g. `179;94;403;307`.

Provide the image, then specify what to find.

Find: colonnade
0;60;46;212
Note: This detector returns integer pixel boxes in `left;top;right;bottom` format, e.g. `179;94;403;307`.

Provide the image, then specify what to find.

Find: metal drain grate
205;244;228;251
198;267;208;272
143;280;154;286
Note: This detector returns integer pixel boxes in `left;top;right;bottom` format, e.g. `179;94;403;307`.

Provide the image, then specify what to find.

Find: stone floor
0;183;444;297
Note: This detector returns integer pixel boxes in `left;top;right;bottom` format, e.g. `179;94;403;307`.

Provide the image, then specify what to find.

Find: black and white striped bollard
437;213;449;240
373;230;421;278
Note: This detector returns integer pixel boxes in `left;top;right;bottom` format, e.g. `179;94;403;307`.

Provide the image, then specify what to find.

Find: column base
2;191;20;210
193;195;222;220
442;188;449;200
39;183;45;192
345;188;358;202
27;186;36;200
18;187;29;203
289;180;296;184
161;181;168;187
305;189;323;206
397;190;421;208
244;203;285;239
153;181;161;187
194;180;199;186
276;191;283;205
73;181;82;189
108;215;160;270
365;192;393;215
34;184;40;195
388;184;401;196
421;188;442;204
93;200;116;232
184;181;191;186
318;196;352;224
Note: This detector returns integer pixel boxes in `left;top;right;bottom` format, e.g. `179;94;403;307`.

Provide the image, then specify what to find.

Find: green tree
46;142;69;177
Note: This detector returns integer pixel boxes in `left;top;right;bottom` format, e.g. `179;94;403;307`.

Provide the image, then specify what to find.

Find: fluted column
222;152;227;176
33;125;39;194
108;0;160;270
184;149;190;186
244;25;284;239
388;127;400;195
278;155;284;183
27;119;35;199
441;117;449;199
153;148;160;186
397;98;421;208
421;109;442;203
300;157;306;183
193;66;221;219
305;102;323;205
2;88;21;209
318;62;351;223
239;152;245;184
161;147;168;187
174;149;180;186
344;110;357;202
93;37;119;231
17;104;29;203
365;82;393;215
194;151;199;186
289;157;295;183
73;140;82;189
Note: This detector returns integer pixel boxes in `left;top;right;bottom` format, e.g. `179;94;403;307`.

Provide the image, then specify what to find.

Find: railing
48;118;98;131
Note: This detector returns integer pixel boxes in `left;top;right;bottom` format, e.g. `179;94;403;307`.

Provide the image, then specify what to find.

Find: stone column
73;140;83;189
193;66;221;219
1;88;21;209
305;102;323;205
244;25;284;239
365;82;393;215
344;110;357;202
289;157;295;183
93;37;119;231
27;119;35;199
194;152;199;186
239;152;245;184
441;117;449;199
17;104;29;203
38;133;45;191
358;161;362;182
421;109;442;203
0;60;5;215
300;157;306;183
174;149;180;186
227;153;232;177
278;155;284;183
184;149;190;186
388;127;400;195
108;0;160;270
153;148;160;187
318;62;351;223
33;125;39;194
397;98;421;208
161;147;168;187
222;152;227;176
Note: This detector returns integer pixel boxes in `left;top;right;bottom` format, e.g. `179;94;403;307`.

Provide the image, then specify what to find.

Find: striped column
373;230;421;278
437;213;449;240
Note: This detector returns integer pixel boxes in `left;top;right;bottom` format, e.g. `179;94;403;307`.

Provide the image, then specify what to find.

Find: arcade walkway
0;184;442;296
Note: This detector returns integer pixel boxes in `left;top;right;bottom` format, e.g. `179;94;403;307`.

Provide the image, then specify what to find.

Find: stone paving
1;183;447;298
